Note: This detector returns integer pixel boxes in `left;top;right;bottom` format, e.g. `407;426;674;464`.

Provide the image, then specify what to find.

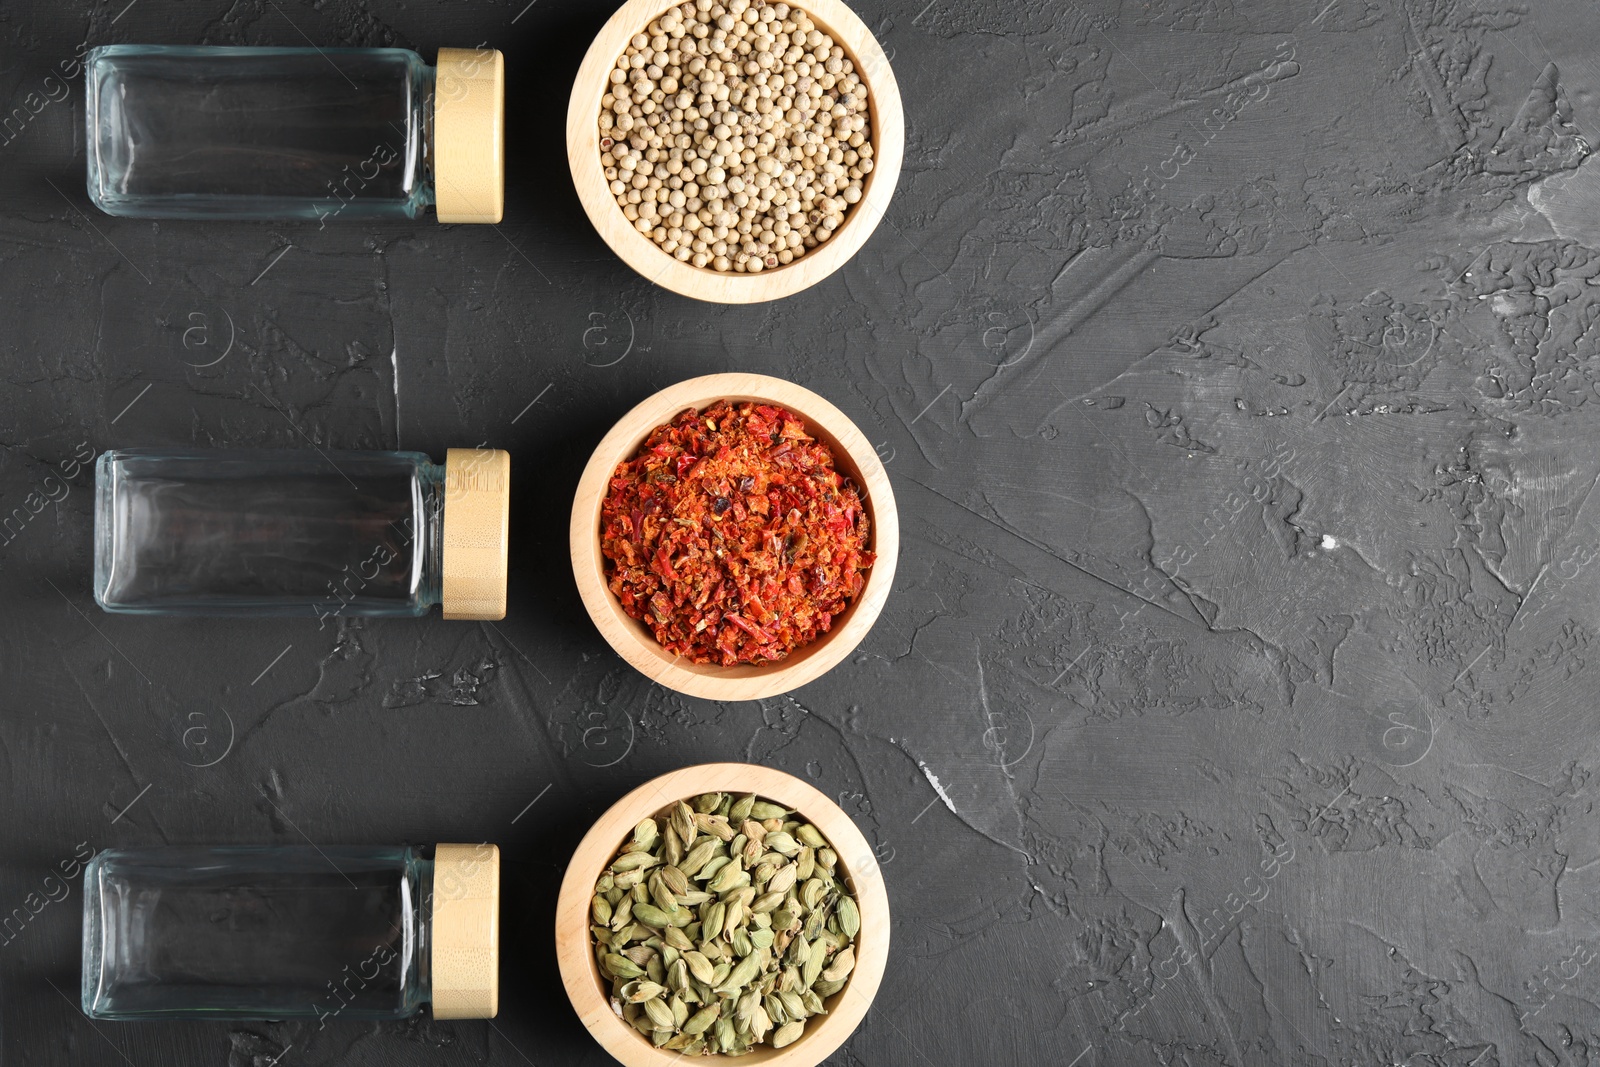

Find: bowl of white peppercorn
567;0;904;303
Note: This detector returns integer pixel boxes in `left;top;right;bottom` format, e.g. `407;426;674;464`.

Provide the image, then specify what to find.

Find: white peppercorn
600;2;871;273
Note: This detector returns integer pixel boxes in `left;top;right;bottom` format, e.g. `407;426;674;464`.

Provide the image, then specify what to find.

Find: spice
590;793;861;1055
600;400;873;666
598;1;874;273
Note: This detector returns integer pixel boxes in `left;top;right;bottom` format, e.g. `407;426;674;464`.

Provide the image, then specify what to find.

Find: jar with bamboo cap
94;447;511;622
85;45;504;223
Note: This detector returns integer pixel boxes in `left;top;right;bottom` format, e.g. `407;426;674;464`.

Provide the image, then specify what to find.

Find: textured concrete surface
4;0;1600;1064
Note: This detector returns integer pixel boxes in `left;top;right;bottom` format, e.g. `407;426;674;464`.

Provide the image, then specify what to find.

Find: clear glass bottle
81;844;500;1022
94;448;510;622
85;45;504;223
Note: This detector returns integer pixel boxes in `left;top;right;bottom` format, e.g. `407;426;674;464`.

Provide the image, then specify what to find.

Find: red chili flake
600;399;875;666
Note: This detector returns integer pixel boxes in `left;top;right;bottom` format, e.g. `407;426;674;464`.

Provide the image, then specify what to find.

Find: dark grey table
3;1;1597;1064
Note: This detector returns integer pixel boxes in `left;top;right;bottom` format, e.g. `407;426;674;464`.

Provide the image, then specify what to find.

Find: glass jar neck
417;65;436;204
411;857;434;1010
417;461;446;610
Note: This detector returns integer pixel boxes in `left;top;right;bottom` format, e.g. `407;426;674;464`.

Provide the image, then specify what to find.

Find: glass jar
81;844;500;1022
94;448;510;622
85;45;503;223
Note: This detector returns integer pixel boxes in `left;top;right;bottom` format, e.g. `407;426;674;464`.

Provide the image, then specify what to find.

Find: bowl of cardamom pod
556;762;888;1065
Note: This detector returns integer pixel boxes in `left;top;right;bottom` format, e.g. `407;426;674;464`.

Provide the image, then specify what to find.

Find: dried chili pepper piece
599;400;875;666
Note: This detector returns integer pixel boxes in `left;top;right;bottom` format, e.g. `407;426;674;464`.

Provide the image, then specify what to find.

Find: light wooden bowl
567;0;905;304
571;373;897;701
556;762;889;1066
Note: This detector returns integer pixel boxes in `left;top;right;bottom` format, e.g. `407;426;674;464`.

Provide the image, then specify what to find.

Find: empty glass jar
81;844;500;1022
94;448;510;622
85;45;504;223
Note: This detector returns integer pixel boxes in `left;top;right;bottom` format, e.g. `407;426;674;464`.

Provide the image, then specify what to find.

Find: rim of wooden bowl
566;0;905;304
570;373;898;701
555;762;890;1066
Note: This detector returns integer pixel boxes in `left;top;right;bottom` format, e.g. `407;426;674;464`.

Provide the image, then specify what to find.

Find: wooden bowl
570;373;897;701
567;0;905;304
556;762;889;1066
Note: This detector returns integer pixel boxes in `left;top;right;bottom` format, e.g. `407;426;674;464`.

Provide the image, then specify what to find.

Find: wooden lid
431;843;501;1019
435;48;506;224
442;448;510;620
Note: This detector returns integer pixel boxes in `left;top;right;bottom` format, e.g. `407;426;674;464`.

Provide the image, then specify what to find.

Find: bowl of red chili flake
572;373;898;700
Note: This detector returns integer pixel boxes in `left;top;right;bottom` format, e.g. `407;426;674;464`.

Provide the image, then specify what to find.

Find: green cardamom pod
624;980;665;1003
702;901;726;942
713;1015;737;1052
671;801;698;847
643;995;675;1029
683;1003;720;1035
660;865;690;896
697;813;736;841
632;902;675;928
683;950;716;984
668;958;690;995
749;1002;773;1042
680;839;720;877
611;851;659;873
772;1019;804;1048
766;863;798;895
735;988;760;1024
836;895;860;940
779;989;807;1019
649;877;678;915
763;831;801;856
604;953;645;979
716;953;761;993
801;945;825;989
708;862;747;893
